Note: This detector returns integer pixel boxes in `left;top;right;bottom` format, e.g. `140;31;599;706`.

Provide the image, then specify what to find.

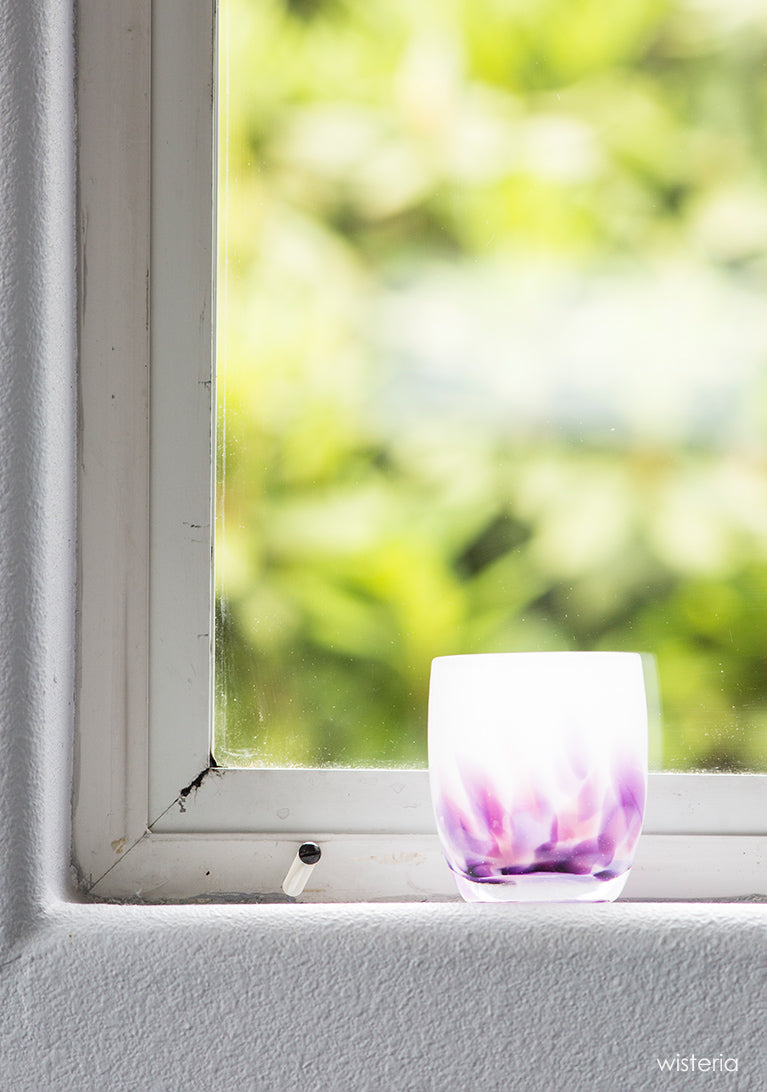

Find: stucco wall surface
0;0;77;950
0;1;764;1090
0;902;764;1091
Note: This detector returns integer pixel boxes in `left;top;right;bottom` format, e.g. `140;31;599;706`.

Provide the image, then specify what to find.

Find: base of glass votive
453;870;630;904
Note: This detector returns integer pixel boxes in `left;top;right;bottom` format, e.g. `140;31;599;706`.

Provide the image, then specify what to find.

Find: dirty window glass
215;0;767;772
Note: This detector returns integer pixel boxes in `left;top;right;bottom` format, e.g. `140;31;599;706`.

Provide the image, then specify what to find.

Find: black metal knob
298;841;321;865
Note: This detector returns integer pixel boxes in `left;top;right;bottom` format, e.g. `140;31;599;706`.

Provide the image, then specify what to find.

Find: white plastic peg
282;842;321;898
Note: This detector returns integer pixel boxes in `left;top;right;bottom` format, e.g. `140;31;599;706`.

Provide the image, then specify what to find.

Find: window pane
215;0;767;771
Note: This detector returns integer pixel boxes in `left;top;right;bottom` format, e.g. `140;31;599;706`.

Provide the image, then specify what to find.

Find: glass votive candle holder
428;652;648;902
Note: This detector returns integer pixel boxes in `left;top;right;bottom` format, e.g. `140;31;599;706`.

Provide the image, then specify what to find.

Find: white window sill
77;770;767;903
76;831;767;905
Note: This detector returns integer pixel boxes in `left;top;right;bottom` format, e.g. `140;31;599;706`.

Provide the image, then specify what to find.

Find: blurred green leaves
215;0;767;769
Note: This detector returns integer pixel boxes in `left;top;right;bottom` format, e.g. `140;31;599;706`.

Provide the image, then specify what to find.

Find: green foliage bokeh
216;0;767;770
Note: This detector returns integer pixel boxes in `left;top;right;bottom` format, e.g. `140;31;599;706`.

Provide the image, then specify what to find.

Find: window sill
75;829;767;904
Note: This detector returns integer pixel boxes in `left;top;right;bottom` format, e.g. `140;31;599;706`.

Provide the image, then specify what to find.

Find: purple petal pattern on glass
434;760;645;886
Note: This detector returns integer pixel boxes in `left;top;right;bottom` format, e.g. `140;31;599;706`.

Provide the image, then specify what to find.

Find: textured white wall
0;2;764;1090
0;0;77;945
1;901;765;1091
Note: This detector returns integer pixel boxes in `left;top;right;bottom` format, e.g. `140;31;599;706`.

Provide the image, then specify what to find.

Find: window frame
73;0;767;903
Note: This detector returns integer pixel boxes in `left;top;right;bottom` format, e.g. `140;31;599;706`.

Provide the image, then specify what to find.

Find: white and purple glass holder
428;652;648;903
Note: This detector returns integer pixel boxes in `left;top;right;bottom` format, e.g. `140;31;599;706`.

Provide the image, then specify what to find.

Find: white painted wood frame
73;0;767;903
